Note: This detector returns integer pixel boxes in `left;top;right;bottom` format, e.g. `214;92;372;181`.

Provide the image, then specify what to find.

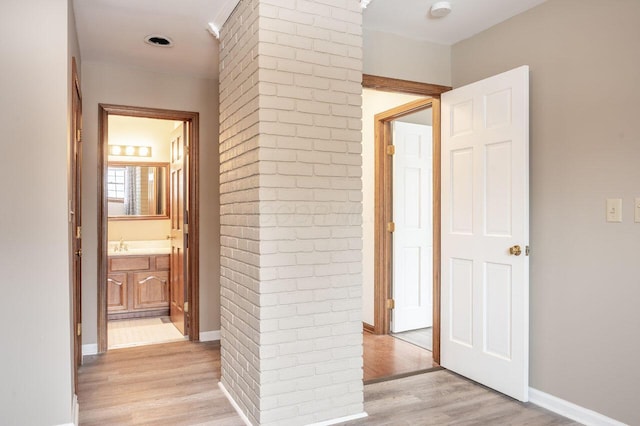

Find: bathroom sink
108;240;171;256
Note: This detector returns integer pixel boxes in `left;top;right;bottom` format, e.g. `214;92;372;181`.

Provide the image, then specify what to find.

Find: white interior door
441;66;529;401
392;121;433;333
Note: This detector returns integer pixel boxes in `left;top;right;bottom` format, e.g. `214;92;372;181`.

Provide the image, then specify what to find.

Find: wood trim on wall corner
363;322;375;334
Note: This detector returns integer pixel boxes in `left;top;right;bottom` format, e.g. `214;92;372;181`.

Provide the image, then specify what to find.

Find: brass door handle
509;245;522;256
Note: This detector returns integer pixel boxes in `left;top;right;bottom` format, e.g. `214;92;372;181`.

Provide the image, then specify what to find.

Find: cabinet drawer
110;256;150;271
155;255;170;270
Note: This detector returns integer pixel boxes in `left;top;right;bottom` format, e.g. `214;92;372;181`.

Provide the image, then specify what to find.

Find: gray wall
0;0;75;424
364;28;451;86
452;0;640;424
81;61;221;345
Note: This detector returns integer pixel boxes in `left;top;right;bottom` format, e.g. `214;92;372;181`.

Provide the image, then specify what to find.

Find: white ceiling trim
212;0;241;33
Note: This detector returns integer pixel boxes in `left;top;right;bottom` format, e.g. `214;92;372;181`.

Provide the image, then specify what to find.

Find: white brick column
219;1;364;424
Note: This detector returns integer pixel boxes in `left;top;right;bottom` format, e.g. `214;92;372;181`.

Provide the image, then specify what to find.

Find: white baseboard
308;412;368;426
218;382;252;426
217;381;365;426
73;394;79;426
55;394;79;426
199;330;221;342
529;387;627;426
82;343;98;356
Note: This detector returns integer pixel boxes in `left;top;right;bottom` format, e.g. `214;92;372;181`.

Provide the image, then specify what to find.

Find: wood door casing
170;124;186;335
70;57;83;385
373;97;442;363
97;105;200;352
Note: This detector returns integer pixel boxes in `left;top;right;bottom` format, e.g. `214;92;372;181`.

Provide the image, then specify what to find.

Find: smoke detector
430;1;452;18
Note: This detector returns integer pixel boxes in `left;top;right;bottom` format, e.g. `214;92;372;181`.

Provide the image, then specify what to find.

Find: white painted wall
81;60;221;344
0;0;76;424
361;89;427;325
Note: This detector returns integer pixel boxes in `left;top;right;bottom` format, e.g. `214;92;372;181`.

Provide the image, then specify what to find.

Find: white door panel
441;66;529;401
392;121;433;333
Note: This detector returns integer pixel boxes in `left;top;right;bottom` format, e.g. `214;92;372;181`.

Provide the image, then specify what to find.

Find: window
107;167;125;201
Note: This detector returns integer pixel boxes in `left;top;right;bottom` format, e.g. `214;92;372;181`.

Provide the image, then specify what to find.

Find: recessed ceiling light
144;35;173;47
430;1;452;18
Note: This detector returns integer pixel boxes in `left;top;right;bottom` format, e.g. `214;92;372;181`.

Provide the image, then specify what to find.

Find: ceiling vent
144;35;173;47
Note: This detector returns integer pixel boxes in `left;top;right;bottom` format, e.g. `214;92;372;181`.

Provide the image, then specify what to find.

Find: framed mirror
107;162;169;219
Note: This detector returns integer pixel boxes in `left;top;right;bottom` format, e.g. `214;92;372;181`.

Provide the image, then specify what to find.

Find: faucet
117;237;128;252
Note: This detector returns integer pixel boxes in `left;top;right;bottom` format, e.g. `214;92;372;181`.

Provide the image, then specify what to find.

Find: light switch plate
635;198;640;222
606;198;622;223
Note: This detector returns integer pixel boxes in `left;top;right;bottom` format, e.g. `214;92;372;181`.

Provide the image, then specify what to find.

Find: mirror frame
107;161;170;220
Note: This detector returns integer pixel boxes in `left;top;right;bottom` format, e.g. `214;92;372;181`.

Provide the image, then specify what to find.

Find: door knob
509;245;522;256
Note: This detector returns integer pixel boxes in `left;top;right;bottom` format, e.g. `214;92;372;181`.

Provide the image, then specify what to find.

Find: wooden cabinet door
107;272;128;312
133;271;169;310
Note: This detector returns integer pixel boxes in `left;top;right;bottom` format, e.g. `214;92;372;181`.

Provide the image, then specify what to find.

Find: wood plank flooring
363;332;438;382
341;371;581;426
78;339;577;425
78;341;242;425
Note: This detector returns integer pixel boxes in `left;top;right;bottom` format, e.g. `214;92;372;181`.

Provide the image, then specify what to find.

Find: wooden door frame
363;74;450;364
97;104;200;353
70;57;82;389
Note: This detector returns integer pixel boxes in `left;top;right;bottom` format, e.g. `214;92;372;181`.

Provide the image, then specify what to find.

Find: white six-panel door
441;66;529;401
392;121;433;333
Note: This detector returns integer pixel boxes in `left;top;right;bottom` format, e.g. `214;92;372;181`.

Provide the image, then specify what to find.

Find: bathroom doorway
97;104;200;352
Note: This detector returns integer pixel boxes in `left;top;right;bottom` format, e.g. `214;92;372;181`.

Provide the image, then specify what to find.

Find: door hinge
77;323;82;336
184;302;189;313
185;145;190;156
386;144;395;155
386;299;395;310
526;245;530;256
76;226;82;239
184;223;188;234
76;129;82;142
387;221;395;232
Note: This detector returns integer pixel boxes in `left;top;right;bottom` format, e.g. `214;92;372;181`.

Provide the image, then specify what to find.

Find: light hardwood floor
343;371;580;425
363;332;438;382
78;340;577;425
78;341;242;425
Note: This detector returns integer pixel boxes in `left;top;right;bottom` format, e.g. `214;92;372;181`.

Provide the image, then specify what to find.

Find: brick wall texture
219;0;364;424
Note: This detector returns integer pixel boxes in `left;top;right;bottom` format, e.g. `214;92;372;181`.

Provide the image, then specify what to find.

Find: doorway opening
97;104;200;352
361;75;451;382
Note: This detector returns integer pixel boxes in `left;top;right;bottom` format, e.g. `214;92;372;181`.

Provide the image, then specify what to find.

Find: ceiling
73;0;237;79
73;0;547;80
363;0;547;45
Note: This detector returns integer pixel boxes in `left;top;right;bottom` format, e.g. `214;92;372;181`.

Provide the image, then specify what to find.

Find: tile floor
107;317;186;350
